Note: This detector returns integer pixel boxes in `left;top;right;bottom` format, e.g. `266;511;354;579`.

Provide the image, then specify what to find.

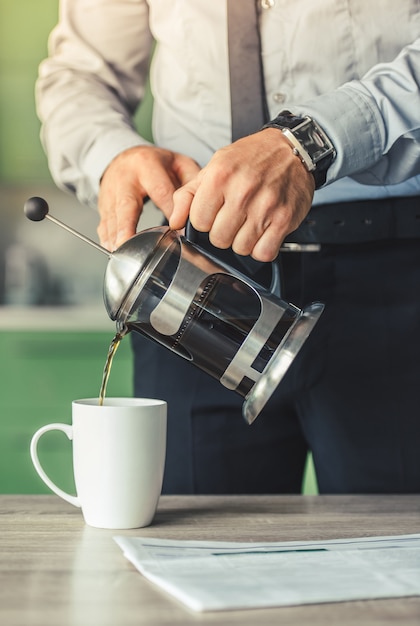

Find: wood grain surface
1;494;419;625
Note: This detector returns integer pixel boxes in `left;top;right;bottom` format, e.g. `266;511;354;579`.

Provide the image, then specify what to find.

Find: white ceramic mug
30;398;167;529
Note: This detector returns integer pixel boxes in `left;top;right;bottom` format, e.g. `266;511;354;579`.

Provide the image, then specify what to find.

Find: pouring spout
24;196;111;257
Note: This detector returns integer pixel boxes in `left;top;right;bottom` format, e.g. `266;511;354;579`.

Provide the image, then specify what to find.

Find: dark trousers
132;238;420;494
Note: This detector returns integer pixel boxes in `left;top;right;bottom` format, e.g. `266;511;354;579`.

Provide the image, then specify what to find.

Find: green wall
0;0;153;182
0;0;58;182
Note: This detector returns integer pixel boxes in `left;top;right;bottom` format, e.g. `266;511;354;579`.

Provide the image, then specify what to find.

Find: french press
24;197;324;424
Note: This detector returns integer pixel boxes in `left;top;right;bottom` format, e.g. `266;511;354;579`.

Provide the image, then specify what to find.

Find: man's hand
170;129;315;262
97;145;200;250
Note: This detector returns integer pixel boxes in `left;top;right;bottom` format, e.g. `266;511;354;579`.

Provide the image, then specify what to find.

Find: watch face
263;112;336;187
293;123;331;164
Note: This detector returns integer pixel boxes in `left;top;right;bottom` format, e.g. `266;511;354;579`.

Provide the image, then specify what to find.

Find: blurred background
0;0;160;494
0;0;317;495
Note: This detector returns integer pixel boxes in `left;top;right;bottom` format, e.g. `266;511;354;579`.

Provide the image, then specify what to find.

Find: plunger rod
45;213;110;256
24;196;110;257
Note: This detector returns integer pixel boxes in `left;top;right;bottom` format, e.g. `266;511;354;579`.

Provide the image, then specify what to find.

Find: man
36;1;420;494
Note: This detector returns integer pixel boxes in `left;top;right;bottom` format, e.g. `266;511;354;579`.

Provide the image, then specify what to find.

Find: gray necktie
227;0;268;141
225;0;269;276
190;1;270;279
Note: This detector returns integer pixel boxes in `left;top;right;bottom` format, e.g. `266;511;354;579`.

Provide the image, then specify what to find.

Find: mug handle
30;423;81;508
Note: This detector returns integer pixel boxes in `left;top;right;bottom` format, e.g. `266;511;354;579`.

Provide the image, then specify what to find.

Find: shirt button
273;92;286;104
261;0;275;9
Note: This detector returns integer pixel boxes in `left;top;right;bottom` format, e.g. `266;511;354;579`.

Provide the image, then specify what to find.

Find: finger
98;182;142;251
144;172;177;219
97;214;111;251
170;183;197;230
207;204;247;250
170;172;203;230
229;200;288;258
188;174;225;232
249;225;283;262
168;154;202;229
145;155;201;223
230;220;264;257
97;190;114;250
114;194;143;249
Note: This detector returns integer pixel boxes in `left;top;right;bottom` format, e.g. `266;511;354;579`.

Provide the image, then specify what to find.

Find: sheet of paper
114;533;420;612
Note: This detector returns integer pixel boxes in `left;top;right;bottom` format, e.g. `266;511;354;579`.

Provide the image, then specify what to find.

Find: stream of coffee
99;329;125;405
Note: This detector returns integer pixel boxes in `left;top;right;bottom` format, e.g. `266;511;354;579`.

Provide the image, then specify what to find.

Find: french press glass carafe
24;197;324;424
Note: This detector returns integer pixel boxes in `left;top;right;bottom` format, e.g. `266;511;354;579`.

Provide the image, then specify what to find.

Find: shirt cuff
294;84;386;185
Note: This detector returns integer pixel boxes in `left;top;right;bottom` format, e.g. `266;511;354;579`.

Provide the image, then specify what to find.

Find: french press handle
185;221;282;298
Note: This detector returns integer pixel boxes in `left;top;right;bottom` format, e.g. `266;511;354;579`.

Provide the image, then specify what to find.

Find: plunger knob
23;195;111;257
24;197;49;221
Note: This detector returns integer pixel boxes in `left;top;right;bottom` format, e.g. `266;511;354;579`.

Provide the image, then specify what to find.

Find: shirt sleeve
295;38;420;187
36;0;154;209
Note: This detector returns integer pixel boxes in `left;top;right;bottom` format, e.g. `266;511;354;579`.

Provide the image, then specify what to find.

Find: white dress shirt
36;0;420;209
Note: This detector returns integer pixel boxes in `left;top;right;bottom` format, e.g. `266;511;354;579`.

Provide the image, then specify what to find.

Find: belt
284;196;420;246
185;196;420;283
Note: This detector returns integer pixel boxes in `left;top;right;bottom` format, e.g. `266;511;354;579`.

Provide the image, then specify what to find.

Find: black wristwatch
261;110;336;189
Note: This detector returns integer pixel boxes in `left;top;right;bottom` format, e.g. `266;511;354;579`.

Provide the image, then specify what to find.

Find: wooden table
1;495;419;625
